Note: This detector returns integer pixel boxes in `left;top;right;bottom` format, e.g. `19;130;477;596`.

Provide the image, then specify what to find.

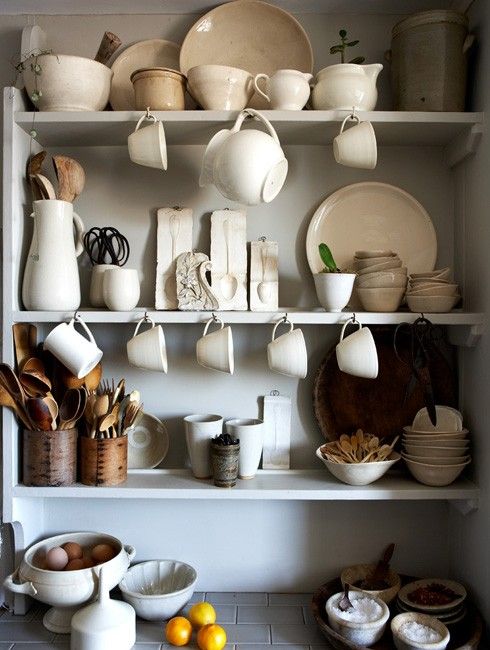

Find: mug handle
3;571;37;597
339;317;361;342
232;108;281;146
134;111;157;133
271;318;293;341
133;316;155;338
203;316;224;337
70;316;96;345
339;114;360;135
73;211;85;257
253;74;271;103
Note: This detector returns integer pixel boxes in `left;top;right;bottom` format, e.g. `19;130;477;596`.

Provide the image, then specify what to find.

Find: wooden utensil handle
94;31;122;65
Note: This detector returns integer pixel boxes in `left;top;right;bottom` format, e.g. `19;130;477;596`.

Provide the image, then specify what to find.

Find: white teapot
199;108;288;206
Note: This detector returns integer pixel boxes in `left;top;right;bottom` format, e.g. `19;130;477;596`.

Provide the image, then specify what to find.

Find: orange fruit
165;616;192;646
197;623;227;650
189;602;216;629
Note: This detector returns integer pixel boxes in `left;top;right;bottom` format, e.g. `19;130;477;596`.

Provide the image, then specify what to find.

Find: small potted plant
313;243;356;312
311;29;383;110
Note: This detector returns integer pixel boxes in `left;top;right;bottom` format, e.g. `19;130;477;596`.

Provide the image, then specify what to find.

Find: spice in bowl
408;583;459;607
399;621;443;644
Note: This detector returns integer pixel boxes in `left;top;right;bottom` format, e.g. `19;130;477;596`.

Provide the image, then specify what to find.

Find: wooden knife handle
94;31;122;65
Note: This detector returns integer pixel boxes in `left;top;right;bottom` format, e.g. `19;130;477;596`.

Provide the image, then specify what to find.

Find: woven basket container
80;436;128;486
23;428;77;487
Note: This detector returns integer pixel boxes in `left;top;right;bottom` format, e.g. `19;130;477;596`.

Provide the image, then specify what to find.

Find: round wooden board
313;326;457;441
311;577;483;650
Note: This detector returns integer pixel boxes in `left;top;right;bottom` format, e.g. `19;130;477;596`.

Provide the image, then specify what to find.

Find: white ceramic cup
267;319;307;378
226;418;264;479
89;264;118;307
184;414;224;479
44;316;103;379
254;69;312;110
103;268;140;311
333;115;377;170
335;317;379;379
196;317;234;374
127;317;167;373
127;112;167;170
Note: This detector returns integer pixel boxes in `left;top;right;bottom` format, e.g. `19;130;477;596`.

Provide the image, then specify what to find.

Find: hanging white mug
127;111;167;170
335;317;378;379
44;316;103;378
196;317;234;374
127;316;167;373
267;318;307;378
333;114;377;169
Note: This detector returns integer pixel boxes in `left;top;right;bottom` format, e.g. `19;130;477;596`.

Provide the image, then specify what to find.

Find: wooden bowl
341;563;401;604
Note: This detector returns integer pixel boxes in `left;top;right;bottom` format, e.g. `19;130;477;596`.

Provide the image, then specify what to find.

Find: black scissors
83;226;130;266
393;316;444;426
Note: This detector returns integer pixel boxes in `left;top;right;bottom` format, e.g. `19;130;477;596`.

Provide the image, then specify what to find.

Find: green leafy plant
330;29;365;64
319;243;341;273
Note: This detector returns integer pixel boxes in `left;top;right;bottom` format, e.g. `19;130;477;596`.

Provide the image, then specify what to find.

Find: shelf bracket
450;498;479;516
447;323;485;347
445;124;483;168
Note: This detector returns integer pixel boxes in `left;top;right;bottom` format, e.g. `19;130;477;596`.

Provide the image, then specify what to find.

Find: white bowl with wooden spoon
316;446;401;486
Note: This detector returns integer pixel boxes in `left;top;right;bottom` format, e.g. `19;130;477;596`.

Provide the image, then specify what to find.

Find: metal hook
145;106;152;119
258;236;267;242
212;312;219;323
74;311;81;322
270;390;280;396
350;106;357;120
144;311;151;322
282;313;289;323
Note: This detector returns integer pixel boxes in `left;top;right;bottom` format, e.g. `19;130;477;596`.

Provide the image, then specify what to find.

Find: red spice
408;583;459;606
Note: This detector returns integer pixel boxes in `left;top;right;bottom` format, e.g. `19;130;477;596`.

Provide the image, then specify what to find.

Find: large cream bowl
4;531;135;634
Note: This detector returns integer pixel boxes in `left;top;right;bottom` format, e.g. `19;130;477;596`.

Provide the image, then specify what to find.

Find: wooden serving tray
311;577;483;650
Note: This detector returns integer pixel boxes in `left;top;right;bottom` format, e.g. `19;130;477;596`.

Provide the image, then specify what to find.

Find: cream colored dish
357;287;405;312
187;64;254;110
407;294;460;312
403;457;470;486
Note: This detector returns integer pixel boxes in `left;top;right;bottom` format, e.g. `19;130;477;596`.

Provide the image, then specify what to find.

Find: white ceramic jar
103;268;140;311
311;63;383;110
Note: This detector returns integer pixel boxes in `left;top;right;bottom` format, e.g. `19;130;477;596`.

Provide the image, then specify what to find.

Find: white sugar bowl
326;590;390;645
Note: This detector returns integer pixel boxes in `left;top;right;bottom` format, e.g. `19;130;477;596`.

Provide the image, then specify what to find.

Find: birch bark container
80;436;128;486
23;428;77;487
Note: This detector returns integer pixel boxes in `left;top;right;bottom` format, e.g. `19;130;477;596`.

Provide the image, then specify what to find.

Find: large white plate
179;0;313;108
306;182;437;275
127;413;169;469
110;39;180;111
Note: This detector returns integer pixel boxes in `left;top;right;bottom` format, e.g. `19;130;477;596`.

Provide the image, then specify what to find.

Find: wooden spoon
27;152;47;201
0;363;27;410
12;323;37;371
19;358;51;397
359;543;396;591
338;583;354;612
67;387;87;429
52;155;85;202
0;384;33;428
99;412;116;439
31;173;56;200
43;396;59;430
26;397;53;431
84;363;102;392
58;388;81;430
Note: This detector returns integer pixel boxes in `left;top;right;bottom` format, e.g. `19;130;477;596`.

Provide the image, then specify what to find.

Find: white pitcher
254;69;313;110
311;63;383;111
22;199;85;310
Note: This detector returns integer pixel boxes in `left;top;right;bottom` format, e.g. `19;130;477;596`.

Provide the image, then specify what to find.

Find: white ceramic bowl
23;54;112;111
402;444;469;459
403;427;468;439
391;612;450;650
188;64;254;110
357;259;403;275
404;457;470;486
356;271;407;289
313;273;356;312
357;287;405;312
316;447;400;486
403;438;468;449
326;590;390;645
355;250;394;259
402;453;470;466
412;406;463;432
406;284;459;297
119;559;197;621
340;563;401;604
410;268;451;280
407;295;460;313
354;256;400;270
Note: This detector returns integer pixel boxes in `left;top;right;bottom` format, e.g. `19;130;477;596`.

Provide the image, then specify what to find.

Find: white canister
89;264;118;307
184;414;223;479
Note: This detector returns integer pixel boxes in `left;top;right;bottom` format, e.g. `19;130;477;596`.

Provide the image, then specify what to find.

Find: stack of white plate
396;579;467;626
406;267;461;312
354;250;407;312
402;406;471;486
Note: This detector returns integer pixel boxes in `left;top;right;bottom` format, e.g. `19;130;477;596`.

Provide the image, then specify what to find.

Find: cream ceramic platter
179;0;313;108
127;413;169;469
306;182;437;275
110;39;180;111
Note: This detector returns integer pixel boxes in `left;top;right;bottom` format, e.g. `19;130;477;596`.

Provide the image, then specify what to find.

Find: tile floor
0;592;332;649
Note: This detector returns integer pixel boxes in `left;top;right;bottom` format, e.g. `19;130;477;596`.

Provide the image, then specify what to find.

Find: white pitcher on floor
22;199;85;310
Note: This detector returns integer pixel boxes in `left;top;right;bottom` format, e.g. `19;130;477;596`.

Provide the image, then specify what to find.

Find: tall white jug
22;199;85;310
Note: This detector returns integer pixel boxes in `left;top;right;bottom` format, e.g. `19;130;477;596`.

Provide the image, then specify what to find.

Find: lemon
189;602;217;629
197;623;227;650
165;616;192;646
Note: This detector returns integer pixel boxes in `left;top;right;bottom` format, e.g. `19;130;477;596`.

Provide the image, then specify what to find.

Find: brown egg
64;558;85;571
46;546;69;571
82;555;95;569
61;542;83;561
91;543;116;564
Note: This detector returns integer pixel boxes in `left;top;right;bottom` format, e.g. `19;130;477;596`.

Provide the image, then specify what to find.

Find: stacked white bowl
354;250;407;312
406;267;461;313
402;406;471;486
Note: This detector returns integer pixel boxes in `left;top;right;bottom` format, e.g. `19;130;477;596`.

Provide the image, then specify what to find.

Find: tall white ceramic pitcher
22;199;85;310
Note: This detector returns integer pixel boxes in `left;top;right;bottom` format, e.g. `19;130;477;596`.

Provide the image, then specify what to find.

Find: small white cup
184;414;224;479
333;115;377;170
127;317;167;373
267;319;307;378
196;317;234;374
89;264;118;307
335;317;379;379
128;112;167;170
226;418;264;479
44;316;103;379
103;268;140;311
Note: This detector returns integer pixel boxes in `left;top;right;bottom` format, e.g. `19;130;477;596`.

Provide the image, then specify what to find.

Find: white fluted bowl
119;560;197;621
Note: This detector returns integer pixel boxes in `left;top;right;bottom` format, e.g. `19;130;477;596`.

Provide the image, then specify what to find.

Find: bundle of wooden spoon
320;429;399;464
27;151;85;203
81;378;143;439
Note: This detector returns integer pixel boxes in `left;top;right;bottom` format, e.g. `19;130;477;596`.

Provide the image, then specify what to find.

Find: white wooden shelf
16;108;484;149
11;469;479;502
